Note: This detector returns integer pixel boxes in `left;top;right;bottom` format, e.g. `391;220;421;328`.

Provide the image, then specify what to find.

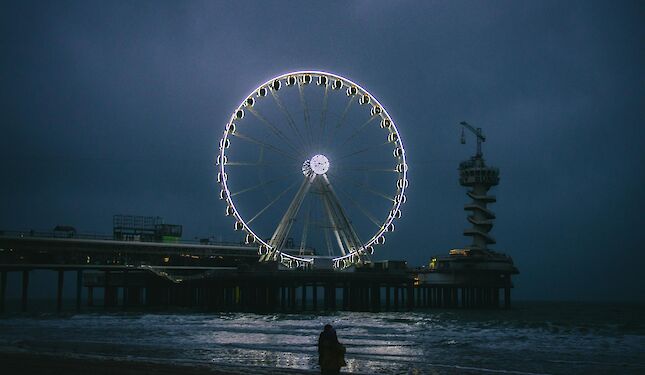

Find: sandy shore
0;351;323;375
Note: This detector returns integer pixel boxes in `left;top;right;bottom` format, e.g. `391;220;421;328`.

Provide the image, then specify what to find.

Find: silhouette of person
318;324;346;375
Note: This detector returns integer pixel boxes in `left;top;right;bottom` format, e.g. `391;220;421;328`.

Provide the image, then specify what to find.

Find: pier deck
0;232;514;313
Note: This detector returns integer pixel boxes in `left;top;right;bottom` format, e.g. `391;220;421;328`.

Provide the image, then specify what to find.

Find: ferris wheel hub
302;154;330;176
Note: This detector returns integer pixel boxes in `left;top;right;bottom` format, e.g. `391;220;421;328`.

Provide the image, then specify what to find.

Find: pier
0;231;515;313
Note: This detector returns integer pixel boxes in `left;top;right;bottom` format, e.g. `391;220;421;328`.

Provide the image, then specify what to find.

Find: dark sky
1;1;643;302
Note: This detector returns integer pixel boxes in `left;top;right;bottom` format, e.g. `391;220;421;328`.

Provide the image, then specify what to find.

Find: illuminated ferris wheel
217;71;408;270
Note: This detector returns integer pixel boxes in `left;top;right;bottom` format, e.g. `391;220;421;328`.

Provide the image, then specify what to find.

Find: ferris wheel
217;71;407;270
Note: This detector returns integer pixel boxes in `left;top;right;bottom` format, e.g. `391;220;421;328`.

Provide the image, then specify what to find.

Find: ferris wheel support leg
320;175;368;265
321;192;347;256
333;229;347;256
262;175;315;262
299;201;312;256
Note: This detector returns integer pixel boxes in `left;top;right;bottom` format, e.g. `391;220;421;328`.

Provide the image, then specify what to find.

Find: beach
1;302;643;374
0;351;325;375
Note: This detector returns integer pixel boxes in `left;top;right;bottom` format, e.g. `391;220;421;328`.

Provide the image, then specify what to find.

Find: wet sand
0;352;321;375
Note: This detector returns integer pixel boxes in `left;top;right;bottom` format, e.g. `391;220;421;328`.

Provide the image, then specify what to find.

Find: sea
0;301;643;375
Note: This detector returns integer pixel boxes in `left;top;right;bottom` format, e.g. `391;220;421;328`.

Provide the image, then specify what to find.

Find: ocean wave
1;303;644;374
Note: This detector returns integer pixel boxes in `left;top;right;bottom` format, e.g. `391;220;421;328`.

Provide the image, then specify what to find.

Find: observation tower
458;121;499;254
418;122;518;309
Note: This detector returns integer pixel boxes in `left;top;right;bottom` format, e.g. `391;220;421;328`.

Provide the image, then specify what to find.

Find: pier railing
0;229;247;247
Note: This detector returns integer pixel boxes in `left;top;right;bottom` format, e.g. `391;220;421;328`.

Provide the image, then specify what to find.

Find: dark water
0;302;643;374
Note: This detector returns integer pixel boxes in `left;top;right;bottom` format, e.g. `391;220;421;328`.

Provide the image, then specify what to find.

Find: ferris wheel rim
217;70;408;267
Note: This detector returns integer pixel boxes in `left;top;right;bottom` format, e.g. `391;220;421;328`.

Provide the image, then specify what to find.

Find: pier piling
301;284;307;310
21;270;29;312
393;287;399;310
76;270;83;312
104;271;118;308
87;286;94;307
385;286;390;311
0;270;6;314
56;270;64;312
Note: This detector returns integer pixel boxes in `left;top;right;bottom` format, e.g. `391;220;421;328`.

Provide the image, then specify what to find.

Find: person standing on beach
318;324;346;375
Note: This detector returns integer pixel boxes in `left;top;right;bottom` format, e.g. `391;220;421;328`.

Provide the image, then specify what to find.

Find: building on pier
113;215;183;243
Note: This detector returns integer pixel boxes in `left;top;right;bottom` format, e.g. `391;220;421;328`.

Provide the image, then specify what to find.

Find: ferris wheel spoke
334;164;397;173
247;179;301;225
246;107;306;157
270;89;309;150
335;141;392;162
326;96;355;148
229;171;301;198
335;96;355;129
225;161;298;167
319;85;330;147
327;171;396;202
297;83;313;149
338;114;380;149
334;182;383;229
231;132;301;161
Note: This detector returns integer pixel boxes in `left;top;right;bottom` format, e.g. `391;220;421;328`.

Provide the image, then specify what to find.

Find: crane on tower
459;121;486;157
